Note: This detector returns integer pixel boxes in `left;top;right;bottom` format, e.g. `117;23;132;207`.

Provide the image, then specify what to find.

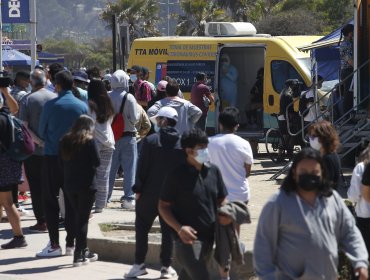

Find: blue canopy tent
2;47;39;66
299;19;353;81
37;51;64;64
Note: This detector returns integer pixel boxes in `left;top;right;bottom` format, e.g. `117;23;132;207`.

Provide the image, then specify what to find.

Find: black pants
24;155;45;224
42;155;75;246
196;114;207;131
356;217;370;261
174;239;213;280
65;190;95;252
340;67;354;116
135;193;173;266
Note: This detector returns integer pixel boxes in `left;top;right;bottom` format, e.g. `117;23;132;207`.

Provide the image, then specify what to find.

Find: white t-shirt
89;110;115;150
302;89;317;122
208;133;254;202
348;162;370;218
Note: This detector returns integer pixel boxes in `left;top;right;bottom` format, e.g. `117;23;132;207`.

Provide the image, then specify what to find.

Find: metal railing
285;58;370;145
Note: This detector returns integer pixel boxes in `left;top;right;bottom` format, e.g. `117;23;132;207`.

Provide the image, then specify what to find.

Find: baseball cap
149;106;178;124
141;67;151;76
157;80;168;91
72;70;90;83
103;73;112;81
127;65;142;74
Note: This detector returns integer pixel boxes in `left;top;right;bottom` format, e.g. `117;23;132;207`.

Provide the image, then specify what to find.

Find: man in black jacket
125;106;184;279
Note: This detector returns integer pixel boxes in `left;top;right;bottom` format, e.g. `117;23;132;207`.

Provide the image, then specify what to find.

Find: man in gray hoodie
108;70;140;209
147;79;201;135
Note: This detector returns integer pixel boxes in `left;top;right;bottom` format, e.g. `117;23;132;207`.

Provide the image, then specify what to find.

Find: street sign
1;0;30;24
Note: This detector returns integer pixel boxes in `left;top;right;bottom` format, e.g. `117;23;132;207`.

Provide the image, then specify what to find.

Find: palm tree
215;0;283;22
100;0;161;39
176;0;229;36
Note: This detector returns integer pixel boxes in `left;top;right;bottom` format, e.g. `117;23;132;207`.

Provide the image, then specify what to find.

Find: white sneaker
121;200;135;210
36;242;62;257
160;266;178;279
17;206;29;216
124;263;148;278
65;246;75;256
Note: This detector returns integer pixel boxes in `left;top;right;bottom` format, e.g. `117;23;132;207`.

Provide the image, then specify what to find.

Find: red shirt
190;81;212;115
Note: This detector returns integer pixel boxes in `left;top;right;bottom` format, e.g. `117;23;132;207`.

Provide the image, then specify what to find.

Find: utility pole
30;0;37;69
159;0;178;36
112;14;117;72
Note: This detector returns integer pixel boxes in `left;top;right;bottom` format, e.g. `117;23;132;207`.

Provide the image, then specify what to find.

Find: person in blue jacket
220;53;238;107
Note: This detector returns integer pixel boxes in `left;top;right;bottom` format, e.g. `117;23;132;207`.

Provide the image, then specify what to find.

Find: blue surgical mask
195;148;209;164
130;74;137;83
154;123;160;133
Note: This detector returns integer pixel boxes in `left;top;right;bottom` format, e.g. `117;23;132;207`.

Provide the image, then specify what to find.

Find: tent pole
30;0;37;69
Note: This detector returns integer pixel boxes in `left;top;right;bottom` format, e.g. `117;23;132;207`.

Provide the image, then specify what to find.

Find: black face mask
297;174;321;191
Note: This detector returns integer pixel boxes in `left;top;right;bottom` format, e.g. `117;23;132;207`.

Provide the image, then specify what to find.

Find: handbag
203;95;211;108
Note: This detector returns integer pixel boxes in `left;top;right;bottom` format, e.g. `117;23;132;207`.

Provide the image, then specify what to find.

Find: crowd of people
0;61;369;279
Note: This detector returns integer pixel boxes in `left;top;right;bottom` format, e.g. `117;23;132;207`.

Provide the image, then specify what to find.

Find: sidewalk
0;151;282;280
0;191;165;280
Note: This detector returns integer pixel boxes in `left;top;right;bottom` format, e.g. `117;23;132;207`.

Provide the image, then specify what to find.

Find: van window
271;60;305;93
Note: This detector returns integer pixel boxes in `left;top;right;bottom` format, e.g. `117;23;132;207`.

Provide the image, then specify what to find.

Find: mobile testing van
128;22;321;140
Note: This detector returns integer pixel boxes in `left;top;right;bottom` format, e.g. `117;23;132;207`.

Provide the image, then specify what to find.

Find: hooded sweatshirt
147;96;202;135
132;126;185;195
109;70;139;133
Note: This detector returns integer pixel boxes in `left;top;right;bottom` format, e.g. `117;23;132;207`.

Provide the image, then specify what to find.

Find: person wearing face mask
219;53;238;107
159;128;228;280
307;120;342;191
128;65;152;110
125;107;183;278
254;148;369;280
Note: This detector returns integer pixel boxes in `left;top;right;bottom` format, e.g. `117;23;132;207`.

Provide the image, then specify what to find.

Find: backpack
0;113;35;161
140;81;156;102
111;94;128;141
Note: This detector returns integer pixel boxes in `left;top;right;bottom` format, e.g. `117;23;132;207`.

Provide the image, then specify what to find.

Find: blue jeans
108;136;137;201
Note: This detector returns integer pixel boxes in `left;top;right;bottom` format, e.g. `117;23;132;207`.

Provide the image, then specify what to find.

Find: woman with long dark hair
60;115;100;266
254;148;368;279
87;79;115;213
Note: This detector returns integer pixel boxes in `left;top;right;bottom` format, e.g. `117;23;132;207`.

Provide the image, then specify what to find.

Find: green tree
255;9;323;35
176;0;229;36
100;0;161;39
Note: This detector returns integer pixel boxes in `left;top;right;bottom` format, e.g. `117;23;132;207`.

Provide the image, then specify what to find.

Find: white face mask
154;123;160;133
195;148;210;164
130;74;137;83
309;137;321;151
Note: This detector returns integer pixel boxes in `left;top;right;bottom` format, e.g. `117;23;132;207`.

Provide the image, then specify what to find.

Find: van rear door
215;44;266;140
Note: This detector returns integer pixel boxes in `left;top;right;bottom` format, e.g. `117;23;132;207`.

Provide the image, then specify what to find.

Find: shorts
0;184;16;192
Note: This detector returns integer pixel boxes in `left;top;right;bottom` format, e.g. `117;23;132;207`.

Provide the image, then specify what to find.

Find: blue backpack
0;112;35;161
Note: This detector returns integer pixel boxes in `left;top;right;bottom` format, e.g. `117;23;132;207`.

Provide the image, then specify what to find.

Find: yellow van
128;22;320;138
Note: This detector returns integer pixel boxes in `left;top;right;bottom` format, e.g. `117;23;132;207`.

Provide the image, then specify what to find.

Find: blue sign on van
167;60;215;92
2;0;30;24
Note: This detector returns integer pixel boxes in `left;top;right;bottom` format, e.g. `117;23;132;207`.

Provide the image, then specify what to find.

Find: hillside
37;0;110;40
